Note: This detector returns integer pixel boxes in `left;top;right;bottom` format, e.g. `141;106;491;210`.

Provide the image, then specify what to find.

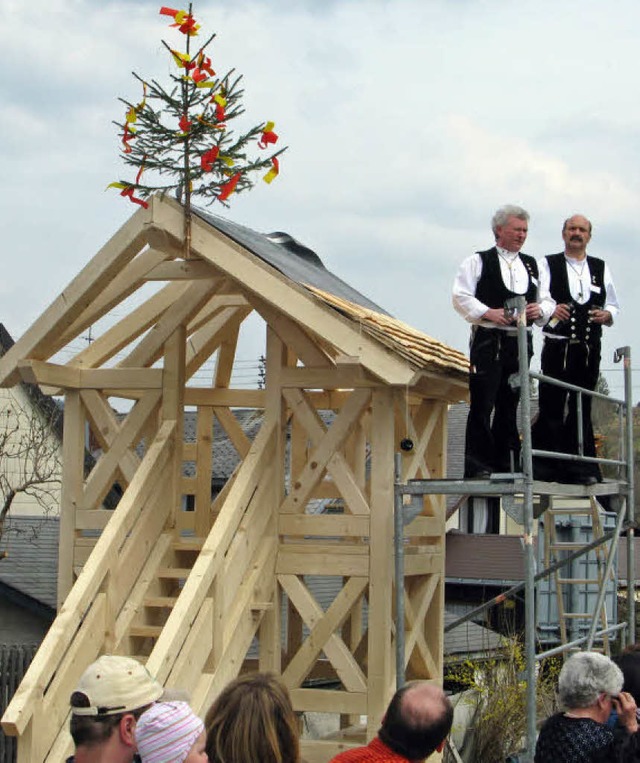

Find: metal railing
393;295;635;762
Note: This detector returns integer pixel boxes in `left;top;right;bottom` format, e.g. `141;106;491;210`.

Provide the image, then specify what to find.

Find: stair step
130;624;163;638
562;613;595;619
557;578;601;585
548;509;594;516
549;543;590;550
173;539;203;552
157;567;191;579
145;596;178;608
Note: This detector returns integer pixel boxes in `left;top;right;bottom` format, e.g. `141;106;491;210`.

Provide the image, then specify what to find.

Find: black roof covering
192;207;391;316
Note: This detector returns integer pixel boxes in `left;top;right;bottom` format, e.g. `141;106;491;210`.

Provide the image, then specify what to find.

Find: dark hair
69;693;149;748
378;683;453;760
616;648;640;704
205;673;300;763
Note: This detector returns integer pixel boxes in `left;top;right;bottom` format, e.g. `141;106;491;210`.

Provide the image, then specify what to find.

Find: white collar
496;246;520;261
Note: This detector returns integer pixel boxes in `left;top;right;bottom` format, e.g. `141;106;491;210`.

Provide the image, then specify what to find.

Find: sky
2;0;640;401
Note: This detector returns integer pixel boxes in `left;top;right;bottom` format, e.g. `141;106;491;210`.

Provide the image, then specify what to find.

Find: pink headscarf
136;701;204;763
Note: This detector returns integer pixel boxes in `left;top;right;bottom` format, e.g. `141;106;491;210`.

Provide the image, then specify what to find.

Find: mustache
570;235;583;241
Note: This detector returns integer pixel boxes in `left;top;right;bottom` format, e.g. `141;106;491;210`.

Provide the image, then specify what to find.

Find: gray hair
558;652;623;710
491;205;529;234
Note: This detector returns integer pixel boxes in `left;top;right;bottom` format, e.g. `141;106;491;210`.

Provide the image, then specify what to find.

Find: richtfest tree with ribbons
109;4;285;255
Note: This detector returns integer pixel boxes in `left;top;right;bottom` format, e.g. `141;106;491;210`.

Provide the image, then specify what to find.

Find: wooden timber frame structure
0;195;470;763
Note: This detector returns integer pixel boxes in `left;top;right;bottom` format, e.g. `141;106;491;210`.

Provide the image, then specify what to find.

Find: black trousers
532;338;601;480
464;327;532;477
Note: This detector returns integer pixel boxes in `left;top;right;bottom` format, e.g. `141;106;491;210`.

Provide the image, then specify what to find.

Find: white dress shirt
537;255;619;336
452;247;555;329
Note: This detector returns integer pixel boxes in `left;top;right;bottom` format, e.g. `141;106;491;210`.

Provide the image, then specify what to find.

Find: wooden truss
0;195;468;762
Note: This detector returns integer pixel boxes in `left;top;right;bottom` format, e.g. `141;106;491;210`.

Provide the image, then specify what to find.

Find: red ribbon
179;113;192;132
218;172;241;201
201;146;219;172
214;102;225;123
120;187;149;209
122;122;135;154
258;130;278;149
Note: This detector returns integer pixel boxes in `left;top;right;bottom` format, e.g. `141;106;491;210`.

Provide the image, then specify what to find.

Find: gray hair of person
558;652;624;710
491;205;530;234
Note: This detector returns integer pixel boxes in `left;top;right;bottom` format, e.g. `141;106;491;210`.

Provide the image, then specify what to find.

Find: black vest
475;247;539;309
544;252;605;345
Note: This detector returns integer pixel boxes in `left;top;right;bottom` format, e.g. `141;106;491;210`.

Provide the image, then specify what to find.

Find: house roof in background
0;516;58;611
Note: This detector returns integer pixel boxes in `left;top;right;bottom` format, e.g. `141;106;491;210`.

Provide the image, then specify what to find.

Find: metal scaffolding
394;296;635;762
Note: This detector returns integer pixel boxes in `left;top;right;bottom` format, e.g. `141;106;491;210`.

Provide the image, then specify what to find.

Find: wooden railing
1;420;176;762
1;413;279;762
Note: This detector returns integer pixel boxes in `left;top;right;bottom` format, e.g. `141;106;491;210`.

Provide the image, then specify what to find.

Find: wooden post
162;327;186;529
367;387;395;737
57;392;86;607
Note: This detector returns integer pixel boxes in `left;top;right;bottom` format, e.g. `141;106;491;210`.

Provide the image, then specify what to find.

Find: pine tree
109;4;285;254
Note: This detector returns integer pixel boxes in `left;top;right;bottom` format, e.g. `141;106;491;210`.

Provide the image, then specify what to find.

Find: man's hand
552;303;571;322
613;691;638;734
589;309;612;325
525;302;543;321
482;307;514;325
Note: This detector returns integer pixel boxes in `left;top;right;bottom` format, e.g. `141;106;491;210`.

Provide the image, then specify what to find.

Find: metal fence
0;644;38;763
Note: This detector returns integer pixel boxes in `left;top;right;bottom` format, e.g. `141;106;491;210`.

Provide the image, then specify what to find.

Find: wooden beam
278;515;370;537
121;278;220;369
185;306;251;382
57;246;172;348
184;388;266;408
251;297;334;368
0;205;151;387
70;282;191;370
367;387;395;736
145;259;218;280
281;366;379;389
19;361;163;391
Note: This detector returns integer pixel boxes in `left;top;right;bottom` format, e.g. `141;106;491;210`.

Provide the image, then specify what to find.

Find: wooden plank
281;389;371;514
82;390;161;509
145;259;218;280
18;361;81;389
0;205;150;387
167;598;214;692
58;392;85;607
404;553;442;576
121;278;220;368
213;316;240;389
145;416;276;683
367;387;394;736
279;515;370;537
70;282;190;370
184;388;266;408
1;420;176;736
195;406;213;539
277;550;369;577
404;516;443;538
213;407;251;458
281;366;379;389
151;196;416;386
289;689;366;715
74;510;114;531
280;575;367;691
403;577;439;677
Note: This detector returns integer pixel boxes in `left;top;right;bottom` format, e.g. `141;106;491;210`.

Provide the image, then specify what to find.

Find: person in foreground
204;672;300;763
67;654;163;763
329;681;453;762
452;204;553;478
136;701;207;763
535;651;640;762
532;214;619;484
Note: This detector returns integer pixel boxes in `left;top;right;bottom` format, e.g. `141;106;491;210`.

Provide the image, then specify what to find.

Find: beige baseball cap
71;655;163;716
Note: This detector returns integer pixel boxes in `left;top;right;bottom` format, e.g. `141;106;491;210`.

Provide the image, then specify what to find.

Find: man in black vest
532;214;619;484
453;205;553;478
